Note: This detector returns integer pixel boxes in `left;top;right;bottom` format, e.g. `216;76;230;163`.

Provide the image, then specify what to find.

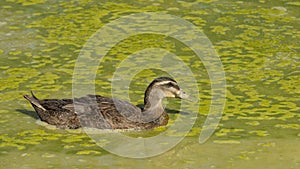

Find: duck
24;77;190;130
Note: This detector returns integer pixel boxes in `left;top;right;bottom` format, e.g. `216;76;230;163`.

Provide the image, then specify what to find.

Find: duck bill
178;89;198;102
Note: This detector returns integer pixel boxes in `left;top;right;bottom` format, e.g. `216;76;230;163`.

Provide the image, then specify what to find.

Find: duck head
143;77;190;110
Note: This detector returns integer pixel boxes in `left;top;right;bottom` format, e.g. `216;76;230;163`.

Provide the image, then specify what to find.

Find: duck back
24;93;168;130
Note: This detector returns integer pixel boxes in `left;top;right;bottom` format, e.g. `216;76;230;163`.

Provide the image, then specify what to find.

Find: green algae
213;140;241;144
210;26;230;35
215;128;245;137
0;0;299;167
6;0;47;6
287;2;300;6
61;135;86;143
248;130;269;137
245;121;260;126
0;128;102;154
275;124;300;130
76;150;101;155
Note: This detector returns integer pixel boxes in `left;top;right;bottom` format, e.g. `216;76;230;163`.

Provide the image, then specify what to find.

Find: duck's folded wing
66;103;111;129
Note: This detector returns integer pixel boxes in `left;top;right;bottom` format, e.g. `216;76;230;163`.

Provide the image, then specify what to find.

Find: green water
0;0;299;168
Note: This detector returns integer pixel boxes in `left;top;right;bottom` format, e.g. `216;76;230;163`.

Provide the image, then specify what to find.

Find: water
0;0;299;168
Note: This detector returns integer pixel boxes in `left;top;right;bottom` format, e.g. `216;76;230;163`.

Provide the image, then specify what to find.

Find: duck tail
30;91;39;100
24;91;46;111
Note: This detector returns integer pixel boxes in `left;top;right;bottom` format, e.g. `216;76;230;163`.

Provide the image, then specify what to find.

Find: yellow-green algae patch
236;153;250;160
79;142;97;148
213;140;241;144
287;2;300;6
215;128;245;137
210;26;230;35
0;134;26;150
41;153;56;158
5;0;47;6
186;127;202;137
245;121;260;126
257;142;276;147
248;130;269;137
61;135;87;143
76;150;101;155
0;129;64;150
275;124;300;129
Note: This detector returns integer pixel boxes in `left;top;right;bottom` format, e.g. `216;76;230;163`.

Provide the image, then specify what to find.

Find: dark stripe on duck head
144;77;179;106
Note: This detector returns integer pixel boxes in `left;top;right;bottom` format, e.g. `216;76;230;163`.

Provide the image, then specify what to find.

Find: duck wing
61;95;143;129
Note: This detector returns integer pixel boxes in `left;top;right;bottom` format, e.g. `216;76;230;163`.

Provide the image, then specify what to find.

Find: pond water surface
0;0;299;168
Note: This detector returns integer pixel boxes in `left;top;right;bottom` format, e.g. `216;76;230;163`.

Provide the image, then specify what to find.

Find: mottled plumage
24;77;189;130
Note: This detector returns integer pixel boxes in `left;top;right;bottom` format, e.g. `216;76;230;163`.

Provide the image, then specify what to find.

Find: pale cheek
165;92;175;97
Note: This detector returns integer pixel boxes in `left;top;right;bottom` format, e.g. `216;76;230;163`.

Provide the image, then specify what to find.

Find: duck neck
141;88;165;123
